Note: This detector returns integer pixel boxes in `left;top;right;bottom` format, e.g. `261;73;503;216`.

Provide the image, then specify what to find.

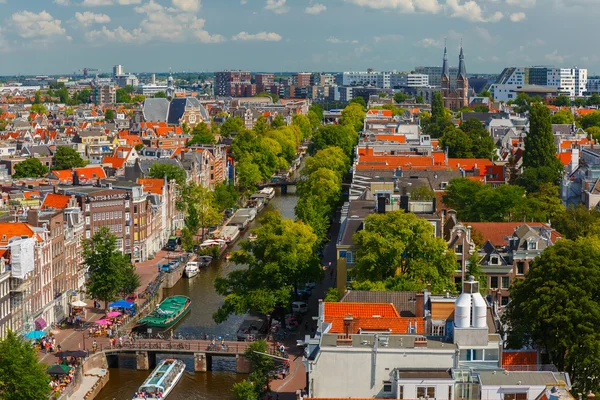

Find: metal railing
94;340;249;355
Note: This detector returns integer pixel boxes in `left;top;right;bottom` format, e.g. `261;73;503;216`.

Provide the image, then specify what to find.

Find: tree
297;168;341;209
131;94;145;103
104;109;115;121
232;380;258;400
410;185;435;201
551;109;574;124
53;146;86;170
0;331;51;400
324;287;341;302
349;96;366;109
477;89;491;98
302;146;350;179
292;114;312;141
415;95;425;104
295;194;333;244
116;88;131;103
503;237;600;394
586;126;600;141
179;183;222;241
148;163;187;186
309;104;324;121
187;122;216;146
221;117;246;136
522;103;564;187
574;98;587;107
579;110;600;129
553;204;600;239
552;95;571;107
31;103;46;114
310;124;357;158
440;126;472;158
340;103;365;133
84;227;135;309
460;118;495;159
424;91;450;138
516;166;563;193
394;92;409;103
253;115;269;134
135;143;144;151
237;160;263;191
121;264;141;295
255;91;279;103
513;184;565;223
13;158;48;179
352;210;456;292
124;85;135;94
77;89;92;104
214;211;320;322
233;340;275;399
467;254;487;294
154;91;167;98
308;110;320;131
588;93;600;106
271;114;285;128
473;105;489;113
214;182;238;211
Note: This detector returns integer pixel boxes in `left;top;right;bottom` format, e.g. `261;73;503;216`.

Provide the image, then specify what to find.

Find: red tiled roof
41;193;71;210
502;351;537;366
466;222;562;247
0;222;39;245
138;178;164;195
557;152;572;166
323;303;425;334
23;191;41;199
51;169;73;183
102;156;126;169
325;302;400;318
73;166;106;180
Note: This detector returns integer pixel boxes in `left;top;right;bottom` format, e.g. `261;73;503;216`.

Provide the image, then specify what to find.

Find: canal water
97;186;299;400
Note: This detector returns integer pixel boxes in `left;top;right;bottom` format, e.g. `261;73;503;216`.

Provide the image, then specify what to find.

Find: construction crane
79;68;100;79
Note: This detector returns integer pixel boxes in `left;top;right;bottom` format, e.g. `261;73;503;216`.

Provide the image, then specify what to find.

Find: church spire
457;43;467;80
442;39;450;80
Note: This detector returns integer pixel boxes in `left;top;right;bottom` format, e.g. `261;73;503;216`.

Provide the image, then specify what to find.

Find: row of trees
10;146;87;179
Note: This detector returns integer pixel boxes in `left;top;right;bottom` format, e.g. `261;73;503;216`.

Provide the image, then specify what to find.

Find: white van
292;301;308;314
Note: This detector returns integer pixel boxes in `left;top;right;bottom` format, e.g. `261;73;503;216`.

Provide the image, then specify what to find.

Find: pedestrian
170;330;173;341
92;340;97;353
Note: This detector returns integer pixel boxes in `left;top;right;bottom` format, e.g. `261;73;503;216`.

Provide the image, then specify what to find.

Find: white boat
216;226;241;244
132;358;185;399
197;256;213;267
260;187;276;200
184;262;199;278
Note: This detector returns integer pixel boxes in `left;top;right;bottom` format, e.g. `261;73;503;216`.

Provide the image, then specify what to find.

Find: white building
390;73;430;88
113;64;124;78
491;66;587;101
339;71;392;89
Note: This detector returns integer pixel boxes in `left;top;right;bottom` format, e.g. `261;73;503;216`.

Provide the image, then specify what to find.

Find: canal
97;186;299;400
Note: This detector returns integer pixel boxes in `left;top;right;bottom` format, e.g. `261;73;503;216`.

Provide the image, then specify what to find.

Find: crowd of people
49;358;79;396
37;335;60;353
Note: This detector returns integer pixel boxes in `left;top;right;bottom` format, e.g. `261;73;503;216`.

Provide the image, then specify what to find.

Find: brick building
215;71;252;97
255;73;275;93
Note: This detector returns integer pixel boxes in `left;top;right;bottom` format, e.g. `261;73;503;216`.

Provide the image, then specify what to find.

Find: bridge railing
95;340;249;355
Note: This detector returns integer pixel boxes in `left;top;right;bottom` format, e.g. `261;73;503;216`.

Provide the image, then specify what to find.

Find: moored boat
260;187;276;200
184;262;199;278
197;255;213;267
136;296;191;332
132;358;185;399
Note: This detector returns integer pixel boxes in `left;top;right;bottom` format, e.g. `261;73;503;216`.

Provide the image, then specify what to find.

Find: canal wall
65;352;109;400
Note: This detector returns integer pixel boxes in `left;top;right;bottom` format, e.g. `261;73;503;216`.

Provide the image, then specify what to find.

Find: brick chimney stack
416;291;424;318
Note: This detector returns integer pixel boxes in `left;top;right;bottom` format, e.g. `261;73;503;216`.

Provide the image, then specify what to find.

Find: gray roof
341;290;418;317
143;98;170;122
478;371;570;387
137;159;184;175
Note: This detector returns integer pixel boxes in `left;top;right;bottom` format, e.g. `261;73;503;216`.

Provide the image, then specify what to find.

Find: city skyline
0;0;598;75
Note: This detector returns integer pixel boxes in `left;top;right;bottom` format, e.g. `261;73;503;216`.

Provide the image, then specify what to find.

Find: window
490;276;498;289
490;256;499;265
529;241;537;250
85;216;90;225
383;382;392;393
517;261;525;275
502;276;510;289
417;387;435;398
346;251;354;264
398;385;404;399
456;244;463;254
501;296;510;306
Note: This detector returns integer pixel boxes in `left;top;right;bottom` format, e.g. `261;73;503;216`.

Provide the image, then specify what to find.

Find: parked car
292;301;308;314
305;282;317;289
126;293;137;302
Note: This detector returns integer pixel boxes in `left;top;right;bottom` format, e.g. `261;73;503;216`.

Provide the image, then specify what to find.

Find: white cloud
232;31;282;41
545;50;565;64
241;0;248;3
506;0;535;7
81;0;142;5
445;0;503;22
75;11;111;26
305;3;327;14
87;0;223;43
510;12;526;22
172;0;201;12
326;36;359;44
54;0;71;5
416;38;442;48
81;0;113;5
345;0;442;13
10;11;69;39
265;0;289;13
373;34;403;43
473;26;497;42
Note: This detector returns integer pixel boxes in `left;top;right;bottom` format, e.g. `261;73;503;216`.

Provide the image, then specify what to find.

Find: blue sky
0;0;597;76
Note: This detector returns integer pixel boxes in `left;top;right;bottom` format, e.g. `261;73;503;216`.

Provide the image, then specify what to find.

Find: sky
0;0;598;76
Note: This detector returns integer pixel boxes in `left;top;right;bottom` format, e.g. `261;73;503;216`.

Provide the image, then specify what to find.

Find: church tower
456;45;469;108
166;74;175;100
440;44;450;100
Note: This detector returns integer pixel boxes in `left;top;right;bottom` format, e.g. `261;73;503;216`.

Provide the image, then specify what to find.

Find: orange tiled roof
576;109;596;116
502;351;537;366
41;193;71;210
138;178;164;195
74;166;106;180
0;222;39;245
23;191;41;199
324;302;400;318
557;152;572;166
324;303;424;335
466;222;562;247
373;135;406;143
102;156;126;169
51;169;73;183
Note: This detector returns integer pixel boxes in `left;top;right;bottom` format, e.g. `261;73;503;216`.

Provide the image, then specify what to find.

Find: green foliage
302;147;350;179
13;158;49;179
221;117;246;137
553;204;600;239
76;89;91;104
378;92;387;98
410;185;435;201
233;340;274;399
181;227;195;252
394;92;409;103
271;114;285;128
440;118;494;159
31;103;46;114
253;116;269;134
467;254;488;294
232;380;258;400
340;103;366;132
214;182;238;211
121;264;142;295
311;124;358;158
124;85;135;94
84;227;139;307
308;110;320;131
134;143;144;151
237;160;262;191
0;330;51;400
116;88;131;103
104;109;115;121
214;211;320;322
292;114;312;141
349;96;366;109
477;90;491;98
153;91;167;98
551;109;574;124
255;91;279;103
324;287;341;302
53;146;86;170
586;126;600;141
552;95;571;107
440;126;472;158
512;184;565;223
415;95;425;104
424;91;450;138
309;104;324;121
351;210;457;292
473;105;489;113
179;183;222;241
187;122;216;146
148;163;187;186
502;237;600;394
579;110;600;129
33;91;42;105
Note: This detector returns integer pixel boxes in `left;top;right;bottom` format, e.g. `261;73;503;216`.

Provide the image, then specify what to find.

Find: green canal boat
136;296;191;332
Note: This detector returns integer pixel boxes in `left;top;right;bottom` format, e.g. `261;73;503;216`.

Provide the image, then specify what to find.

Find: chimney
415;291;424;318
588;392;596;400
343;314;355;338
414;336;427;348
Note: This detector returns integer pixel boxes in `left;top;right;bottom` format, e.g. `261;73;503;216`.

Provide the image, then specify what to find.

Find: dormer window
527;240;537;250
490;256;499;265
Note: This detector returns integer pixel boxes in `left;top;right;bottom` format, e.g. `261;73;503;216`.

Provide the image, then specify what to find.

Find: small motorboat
197;256;213;267
184;262;199;278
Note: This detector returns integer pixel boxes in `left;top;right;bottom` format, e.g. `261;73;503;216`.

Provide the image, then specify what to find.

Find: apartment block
215;70;252;97
255;73;274;93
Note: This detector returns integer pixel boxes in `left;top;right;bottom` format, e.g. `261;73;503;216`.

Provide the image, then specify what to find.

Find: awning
109;300;134;309
35;318;46;330
71;300;88;307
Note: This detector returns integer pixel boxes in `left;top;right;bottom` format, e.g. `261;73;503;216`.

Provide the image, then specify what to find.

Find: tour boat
132;358;185;399
184;262;199;278
197;255;213;267
136;296;191;332
260;187;276;200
